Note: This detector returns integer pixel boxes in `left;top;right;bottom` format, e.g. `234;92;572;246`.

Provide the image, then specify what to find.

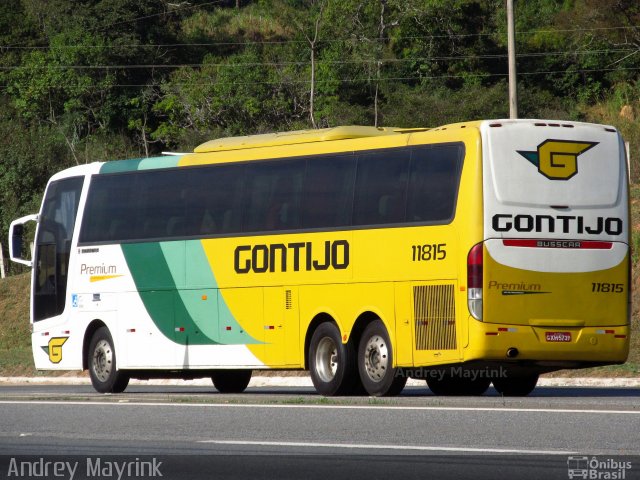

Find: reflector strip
596;329;615;335
126;329;136;333
175;327;185;332
503;239;613;249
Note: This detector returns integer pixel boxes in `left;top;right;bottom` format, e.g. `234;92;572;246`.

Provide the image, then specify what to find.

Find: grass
0;273;37;376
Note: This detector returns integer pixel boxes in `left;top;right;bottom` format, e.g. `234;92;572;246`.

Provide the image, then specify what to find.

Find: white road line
200;440;576;456
2;376;640;387
0;400;638;415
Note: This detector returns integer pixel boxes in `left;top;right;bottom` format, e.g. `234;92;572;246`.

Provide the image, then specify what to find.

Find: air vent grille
414;284;457;350
285;290;292;310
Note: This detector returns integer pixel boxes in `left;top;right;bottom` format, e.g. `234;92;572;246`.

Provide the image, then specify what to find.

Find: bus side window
220;209;235;233
243;160;304;233
107;219;127;242
167;217;185;237
378;194;403;223
407;144;464;224
186;164;243;236
353;150;410;226
198;210;217;235
265;188;292;230
302;154;355;229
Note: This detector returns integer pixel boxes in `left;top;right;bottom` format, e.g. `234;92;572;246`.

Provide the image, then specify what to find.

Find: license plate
545;331;571;342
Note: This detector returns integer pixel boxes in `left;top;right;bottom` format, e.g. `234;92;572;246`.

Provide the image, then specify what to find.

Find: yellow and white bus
9;119;630;396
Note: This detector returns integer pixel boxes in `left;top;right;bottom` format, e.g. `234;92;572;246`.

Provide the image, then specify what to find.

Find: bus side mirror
12;224;23;260
8;214;38;268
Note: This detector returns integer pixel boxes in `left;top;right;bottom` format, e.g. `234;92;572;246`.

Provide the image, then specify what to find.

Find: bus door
33;177;84;323
30;177;84;367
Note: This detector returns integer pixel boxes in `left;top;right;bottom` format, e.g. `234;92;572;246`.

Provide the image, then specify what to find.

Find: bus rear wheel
492;374;539;396
358;319;406;397
88;326;129;394
211;369;252;393
309;322;359;396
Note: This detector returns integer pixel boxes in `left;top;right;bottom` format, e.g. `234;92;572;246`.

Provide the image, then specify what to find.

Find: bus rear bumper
464;319;630;365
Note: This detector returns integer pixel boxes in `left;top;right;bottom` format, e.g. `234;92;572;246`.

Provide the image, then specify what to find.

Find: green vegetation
1;1;640;234
0;0;639;376
0;274;35;375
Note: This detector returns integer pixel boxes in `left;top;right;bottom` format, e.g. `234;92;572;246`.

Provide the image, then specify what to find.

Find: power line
3;25;640;50
3;65;638;90
0;49;635;71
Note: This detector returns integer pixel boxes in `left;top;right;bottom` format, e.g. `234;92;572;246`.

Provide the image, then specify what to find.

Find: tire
88;327;129;394
492;374;539;397
211;369;252;393
427;374;491;396
357;319;407;397
309;322;359;396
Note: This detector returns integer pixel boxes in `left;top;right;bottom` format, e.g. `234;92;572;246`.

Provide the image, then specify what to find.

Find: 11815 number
591;282;624;293
412;243;446;262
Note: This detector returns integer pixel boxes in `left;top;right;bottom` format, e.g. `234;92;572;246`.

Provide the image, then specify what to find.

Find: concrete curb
1;376;639;388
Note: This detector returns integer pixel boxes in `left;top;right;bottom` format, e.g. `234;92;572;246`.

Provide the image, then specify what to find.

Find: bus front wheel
211;369;252;393
309;322;358;396
88;327;129;394
357;319;406;396
492;374;539;396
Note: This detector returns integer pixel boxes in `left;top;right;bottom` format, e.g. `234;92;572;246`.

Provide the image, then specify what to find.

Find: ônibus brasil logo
517;139;598;180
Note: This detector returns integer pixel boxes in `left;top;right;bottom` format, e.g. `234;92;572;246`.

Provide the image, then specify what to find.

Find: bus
8;119;630;396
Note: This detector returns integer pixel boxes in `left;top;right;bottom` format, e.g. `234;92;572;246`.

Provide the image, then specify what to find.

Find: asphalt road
0;383;639;480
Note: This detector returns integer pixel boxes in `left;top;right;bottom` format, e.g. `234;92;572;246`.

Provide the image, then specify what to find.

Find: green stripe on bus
100;156;180;174
121;241;259;345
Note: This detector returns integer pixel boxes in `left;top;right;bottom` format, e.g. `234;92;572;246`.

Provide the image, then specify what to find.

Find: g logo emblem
41;337;68;364
517;140;598;180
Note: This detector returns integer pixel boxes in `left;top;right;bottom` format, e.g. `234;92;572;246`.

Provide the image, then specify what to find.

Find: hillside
0;273;34;375
2;0;640;236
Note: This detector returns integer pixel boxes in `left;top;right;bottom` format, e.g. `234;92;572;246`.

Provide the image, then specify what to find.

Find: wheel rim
92;339;113;383
315;337;338;382
363;334;388;383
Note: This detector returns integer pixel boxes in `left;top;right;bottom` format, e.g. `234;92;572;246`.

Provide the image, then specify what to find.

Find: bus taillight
467;243;483;321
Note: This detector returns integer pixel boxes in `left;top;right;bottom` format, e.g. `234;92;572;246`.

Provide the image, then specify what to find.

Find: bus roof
89;119;618;175
193;126;412;153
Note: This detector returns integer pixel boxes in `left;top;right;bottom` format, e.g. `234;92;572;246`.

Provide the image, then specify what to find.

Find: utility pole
507;0;518;119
